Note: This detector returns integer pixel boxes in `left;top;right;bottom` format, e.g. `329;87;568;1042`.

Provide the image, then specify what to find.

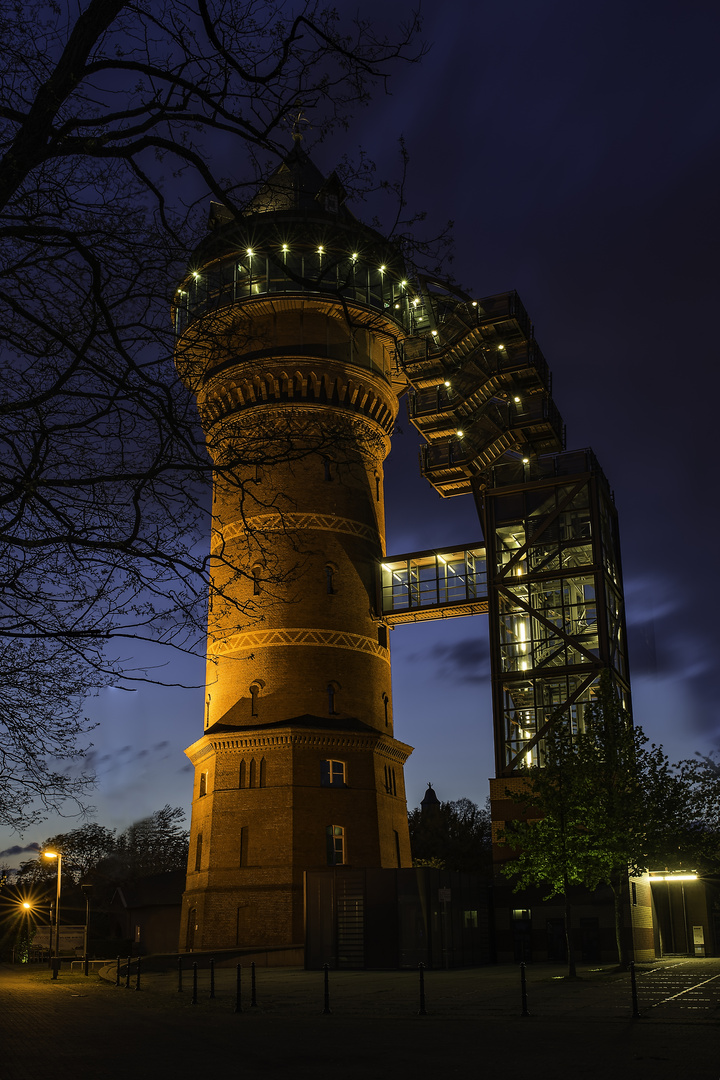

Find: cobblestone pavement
2;959;719;1079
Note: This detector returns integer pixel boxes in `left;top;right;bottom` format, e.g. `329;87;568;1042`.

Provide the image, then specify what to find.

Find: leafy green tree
499;671;689;971
677;751;720;871
409;795;492;874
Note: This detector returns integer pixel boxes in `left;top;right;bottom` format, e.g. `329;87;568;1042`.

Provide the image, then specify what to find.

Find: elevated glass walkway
379;543;487;625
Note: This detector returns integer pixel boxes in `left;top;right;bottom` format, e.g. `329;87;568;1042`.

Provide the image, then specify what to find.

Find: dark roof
209;714;380;736
421;783;441;810
112;870;186;910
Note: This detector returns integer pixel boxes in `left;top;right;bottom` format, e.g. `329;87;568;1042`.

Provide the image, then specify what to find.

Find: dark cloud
430;638;491;683
0;842;40;858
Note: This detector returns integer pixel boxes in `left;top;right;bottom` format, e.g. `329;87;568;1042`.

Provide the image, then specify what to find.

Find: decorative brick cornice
209;627;390;663
187;728;413;762
212;512;380;550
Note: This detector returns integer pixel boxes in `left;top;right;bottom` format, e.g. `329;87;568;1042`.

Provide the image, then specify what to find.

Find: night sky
2;0;719;867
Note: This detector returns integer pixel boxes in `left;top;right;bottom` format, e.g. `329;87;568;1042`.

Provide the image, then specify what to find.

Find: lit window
321;760;346;787
326;825;345;865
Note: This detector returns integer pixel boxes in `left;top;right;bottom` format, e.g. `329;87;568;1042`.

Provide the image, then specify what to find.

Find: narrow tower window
382;692;390;727
249;758;257;788
251;565;262;595
239;761;246;788
194;833;203;872
199;772;207;798
323;456;332;481
321;760;346;787
325;565;335;594
250;683;260;717
327;682;339;716
259;757;267;787
326;825;345;866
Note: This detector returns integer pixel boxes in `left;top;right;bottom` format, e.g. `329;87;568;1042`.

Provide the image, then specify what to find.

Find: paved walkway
2;958;718;1078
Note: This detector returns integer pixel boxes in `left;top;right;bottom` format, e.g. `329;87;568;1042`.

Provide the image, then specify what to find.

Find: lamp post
81;884;93;976
43;850;62;979
20;901;33;964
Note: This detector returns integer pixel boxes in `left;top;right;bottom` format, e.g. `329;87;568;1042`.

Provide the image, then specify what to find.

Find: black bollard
115;956;121;988
251;961;258;1007
630;960;641;1018
135;955;141;992
125;956;131;989
191;962;198;1005
323;963;332;1014
417;963;427;1016
520;962;529;1017
234;963;242;1013
84;953;89;978
209;958;215;1000
177;956;183;993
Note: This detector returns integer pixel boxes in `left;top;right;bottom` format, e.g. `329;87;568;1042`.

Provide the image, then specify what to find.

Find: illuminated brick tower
174;147;414;950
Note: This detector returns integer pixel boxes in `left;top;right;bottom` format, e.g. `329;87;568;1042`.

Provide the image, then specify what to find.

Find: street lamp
43;850;62;979
81;884;93;976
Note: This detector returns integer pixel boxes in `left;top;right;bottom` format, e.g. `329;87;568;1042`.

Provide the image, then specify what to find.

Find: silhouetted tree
0;0;425;827
408;794;492;874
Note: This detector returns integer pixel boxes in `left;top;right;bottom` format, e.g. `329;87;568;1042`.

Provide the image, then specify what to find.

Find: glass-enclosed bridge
381;287;630;781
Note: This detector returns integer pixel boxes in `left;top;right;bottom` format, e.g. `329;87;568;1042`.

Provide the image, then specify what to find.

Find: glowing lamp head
444;380;451;387
246;248;253;257
456;429;464;438
43;851;59;860
22;901;32;909
514;396;521;403
431;330;438;337
522;457;529;465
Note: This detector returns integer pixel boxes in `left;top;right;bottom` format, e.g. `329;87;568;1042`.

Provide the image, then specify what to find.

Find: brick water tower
174;147;414;950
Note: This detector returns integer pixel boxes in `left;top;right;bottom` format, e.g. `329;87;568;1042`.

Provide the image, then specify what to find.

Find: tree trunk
611;872;630;970
563;872;577;977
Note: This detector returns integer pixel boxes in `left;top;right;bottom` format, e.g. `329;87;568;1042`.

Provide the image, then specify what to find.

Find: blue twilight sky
2;0;719;866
